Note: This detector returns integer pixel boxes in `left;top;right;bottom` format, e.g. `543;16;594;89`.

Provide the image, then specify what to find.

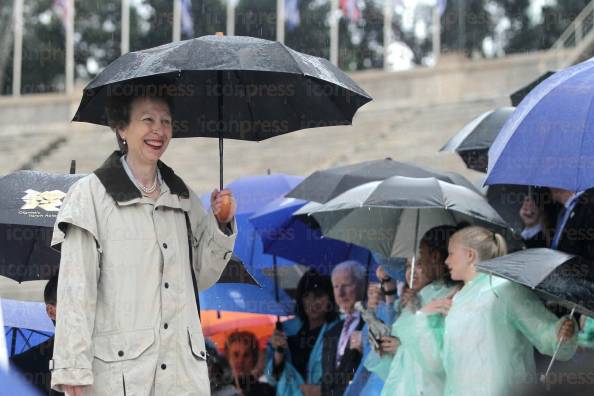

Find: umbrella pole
10;328;16;356
218;70;224;191
541;305;577;384
219;135;224;191
410;209;420;289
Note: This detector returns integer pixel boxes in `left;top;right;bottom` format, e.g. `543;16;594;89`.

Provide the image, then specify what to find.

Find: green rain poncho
379;281;455;396
440;273;578;396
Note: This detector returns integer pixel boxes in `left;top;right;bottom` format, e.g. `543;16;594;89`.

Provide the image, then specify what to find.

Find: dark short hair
421;225;459;284
224;331;259;367
295;269;338;325
44;274;58;306
104;83;175;152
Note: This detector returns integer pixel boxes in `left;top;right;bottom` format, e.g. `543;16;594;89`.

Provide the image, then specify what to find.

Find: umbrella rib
232;70;259;140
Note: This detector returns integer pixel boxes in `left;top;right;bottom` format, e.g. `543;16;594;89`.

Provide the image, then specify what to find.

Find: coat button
118;350;124;357
164;323;168;329
161;364;167;370
162;243;168;249
164;282;169;289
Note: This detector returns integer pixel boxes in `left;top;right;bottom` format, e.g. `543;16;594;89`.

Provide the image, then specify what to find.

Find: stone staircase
550;0;594;67
0;48;567;193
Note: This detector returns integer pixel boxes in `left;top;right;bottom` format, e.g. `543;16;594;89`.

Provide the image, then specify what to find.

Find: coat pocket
93;328;155;362
187;327;207;361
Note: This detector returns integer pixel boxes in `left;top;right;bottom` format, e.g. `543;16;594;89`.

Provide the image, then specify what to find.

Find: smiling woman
48;85;238;395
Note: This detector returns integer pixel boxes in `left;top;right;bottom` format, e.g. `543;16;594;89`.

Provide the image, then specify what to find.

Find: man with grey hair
318;261;367;396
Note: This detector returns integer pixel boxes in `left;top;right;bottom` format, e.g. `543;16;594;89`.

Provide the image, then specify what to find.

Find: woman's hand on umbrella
557;318;576;342
379;335;399;355
270;330;288;349
211;188;236;225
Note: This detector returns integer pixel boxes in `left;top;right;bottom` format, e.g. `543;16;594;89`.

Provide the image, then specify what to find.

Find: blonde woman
439;226;577;396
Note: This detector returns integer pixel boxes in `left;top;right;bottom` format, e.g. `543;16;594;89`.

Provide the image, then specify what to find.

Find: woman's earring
123;139;127;145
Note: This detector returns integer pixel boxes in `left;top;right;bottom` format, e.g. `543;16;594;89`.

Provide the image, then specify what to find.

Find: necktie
336;315;354;366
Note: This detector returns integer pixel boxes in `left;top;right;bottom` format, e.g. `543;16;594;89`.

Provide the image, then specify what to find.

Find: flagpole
330;0;339;66
173;0;181;42
383;0;392;71
432;5;441;65
226;0;236;36
276;0;285;44
12;0;23;97
65;0;74;95
121;0;130;54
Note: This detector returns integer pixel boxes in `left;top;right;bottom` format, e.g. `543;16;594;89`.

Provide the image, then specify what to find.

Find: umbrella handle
541;305;576;384
409;255;416;289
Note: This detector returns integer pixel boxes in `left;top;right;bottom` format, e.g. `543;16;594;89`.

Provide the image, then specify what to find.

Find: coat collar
94;151;189;203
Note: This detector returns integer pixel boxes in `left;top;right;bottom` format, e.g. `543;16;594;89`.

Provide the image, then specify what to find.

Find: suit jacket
321;317;365;396
10;337;63;395
524;189;594;260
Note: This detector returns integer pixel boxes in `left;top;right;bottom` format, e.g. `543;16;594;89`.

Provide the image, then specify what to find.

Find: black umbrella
0;171;85;282
218;255;260;287
477;248;593;380
441;107;515;173
72;35;372;190
510;71;556;107
286;158;481;204
476;248;594;317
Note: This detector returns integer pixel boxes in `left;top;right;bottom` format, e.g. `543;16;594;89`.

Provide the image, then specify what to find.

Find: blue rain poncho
439;273;578;396
380;281;454;396
264;317;338;396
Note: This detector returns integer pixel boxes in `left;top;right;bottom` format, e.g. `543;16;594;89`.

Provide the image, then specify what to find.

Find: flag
53;0;70;29
285;0;300;31
181;0;194;37
340;0;361;23
437;0;447;16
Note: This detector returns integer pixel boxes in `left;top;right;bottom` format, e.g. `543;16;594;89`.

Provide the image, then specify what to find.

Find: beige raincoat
49;151;236;395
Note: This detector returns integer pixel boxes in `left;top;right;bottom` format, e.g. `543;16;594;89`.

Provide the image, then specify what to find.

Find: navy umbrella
72;35;372;189
0;171;85;282
487;59;594;191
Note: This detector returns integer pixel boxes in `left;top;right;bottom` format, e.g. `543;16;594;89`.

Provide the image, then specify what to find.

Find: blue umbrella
199;270;294;316
486;58;594;191
249;196;377;275
2;299;54;357
200;173;303;271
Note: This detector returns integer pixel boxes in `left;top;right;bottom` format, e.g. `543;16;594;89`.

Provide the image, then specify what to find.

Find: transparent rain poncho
379;281;455;396
417;273;578;396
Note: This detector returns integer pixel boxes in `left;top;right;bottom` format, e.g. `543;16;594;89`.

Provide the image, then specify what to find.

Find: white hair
332;260;367;298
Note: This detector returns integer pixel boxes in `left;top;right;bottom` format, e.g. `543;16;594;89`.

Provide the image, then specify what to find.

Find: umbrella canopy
73;35;372;140
199;269;294;316
200;311;282;353
307;176;508;258
441;107;515;173
510;71;555;107
0;171;85;282
200;173;303;272
286;158;480;204
486;58;594;191
249;196;376;274
476;248;594;317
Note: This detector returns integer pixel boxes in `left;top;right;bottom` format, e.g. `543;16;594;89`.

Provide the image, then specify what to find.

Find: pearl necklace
138;176;158;194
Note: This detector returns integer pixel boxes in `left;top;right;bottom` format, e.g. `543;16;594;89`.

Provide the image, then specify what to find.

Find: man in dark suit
520;187;594;260
11;274;63;396
320;261;367;396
